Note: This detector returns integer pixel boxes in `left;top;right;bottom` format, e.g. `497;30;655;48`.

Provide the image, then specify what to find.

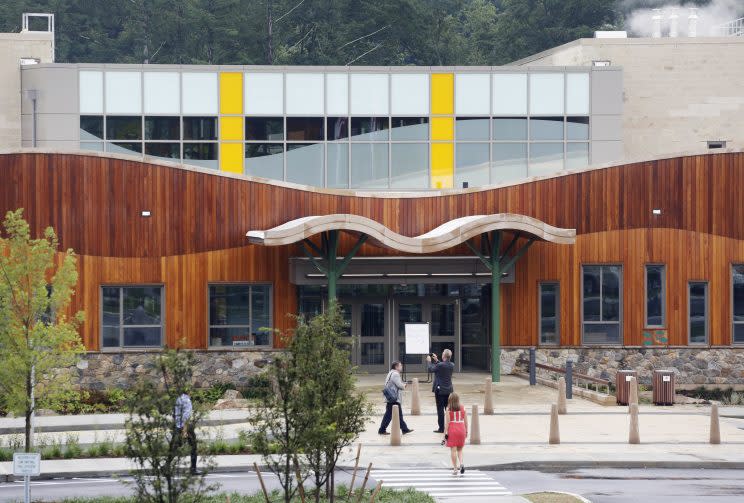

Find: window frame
100;284;165;350
644;264;666;328
581;264;623;346
538;281;560;346
733;265;744;346
207;282;274;349
688;281;709;346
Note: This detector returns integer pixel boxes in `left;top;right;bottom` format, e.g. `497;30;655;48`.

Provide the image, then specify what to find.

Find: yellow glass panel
431;73;454;115
431;117;454;141
431;143;453;189
219;116;243;141
219;72;243;115
219;142;243;173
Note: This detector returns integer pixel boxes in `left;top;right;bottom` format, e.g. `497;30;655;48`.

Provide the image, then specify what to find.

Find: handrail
530;350;611;397
713;17;744;37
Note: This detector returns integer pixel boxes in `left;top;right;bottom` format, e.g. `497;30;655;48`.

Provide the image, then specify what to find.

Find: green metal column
490;257;502;382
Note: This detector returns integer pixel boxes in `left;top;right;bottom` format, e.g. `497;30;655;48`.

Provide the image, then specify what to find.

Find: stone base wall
501;347;744;385
74;350;275;390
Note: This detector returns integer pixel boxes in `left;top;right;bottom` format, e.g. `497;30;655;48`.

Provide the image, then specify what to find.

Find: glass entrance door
338;299;389;373
394;299;460;372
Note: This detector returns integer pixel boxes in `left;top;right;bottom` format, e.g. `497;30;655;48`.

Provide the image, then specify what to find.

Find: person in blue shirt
174;391;198;474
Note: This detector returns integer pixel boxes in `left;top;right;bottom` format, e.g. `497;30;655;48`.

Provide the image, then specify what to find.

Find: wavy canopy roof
247;213;576;253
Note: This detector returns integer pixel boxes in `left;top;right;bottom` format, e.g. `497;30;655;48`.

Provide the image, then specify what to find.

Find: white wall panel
529;73;564;115
286;73;324;115
245;73;284;114
456;74;490;115
492;74;527;115
182;73;218;114
79;70;103;114
326;74;348;115
105;72;142;114
391;74;428;115
566;73;590;115
144;72;180;114
350;74;388;115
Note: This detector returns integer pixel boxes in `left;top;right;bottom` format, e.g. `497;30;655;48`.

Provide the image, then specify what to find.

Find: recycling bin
616;370;638;405
652;369;675;406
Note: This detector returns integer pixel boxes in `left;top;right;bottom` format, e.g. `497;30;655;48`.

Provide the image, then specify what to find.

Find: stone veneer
73;350;277;390
70;348;744;389
501;348;744;386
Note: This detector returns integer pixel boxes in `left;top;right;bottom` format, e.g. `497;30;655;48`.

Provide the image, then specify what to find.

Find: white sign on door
404;323;430;355
13;453;41;477
663;375;671;382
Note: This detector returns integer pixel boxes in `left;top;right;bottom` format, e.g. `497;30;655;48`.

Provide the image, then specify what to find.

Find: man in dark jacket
427;349;454;433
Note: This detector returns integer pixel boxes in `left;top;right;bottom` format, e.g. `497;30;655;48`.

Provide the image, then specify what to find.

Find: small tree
124;348;216;503
294;304;370;503
0;209;85;452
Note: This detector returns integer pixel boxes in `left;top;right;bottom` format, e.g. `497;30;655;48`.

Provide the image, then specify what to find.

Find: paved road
2;467;744;502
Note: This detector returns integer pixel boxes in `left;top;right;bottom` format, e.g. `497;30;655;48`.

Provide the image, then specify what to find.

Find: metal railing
528;348;611;398
713;17;744;37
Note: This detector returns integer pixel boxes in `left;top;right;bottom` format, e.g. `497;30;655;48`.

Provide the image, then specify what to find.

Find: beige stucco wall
511;37;744;161
0;32;53;148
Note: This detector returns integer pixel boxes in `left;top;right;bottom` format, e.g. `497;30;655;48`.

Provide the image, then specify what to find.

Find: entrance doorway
394;298;459;372
338;299;389;373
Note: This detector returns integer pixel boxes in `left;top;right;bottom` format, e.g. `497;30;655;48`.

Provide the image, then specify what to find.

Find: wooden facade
2;151;744;351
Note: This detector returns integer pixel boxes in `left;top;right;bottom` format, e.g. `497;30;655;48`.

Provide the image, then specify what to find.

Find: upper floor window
102;286;163;348
582;265;622;344
209;284;272;348
645;264;666;327
688;282;708;345
733;265;744;345
539;282;560;345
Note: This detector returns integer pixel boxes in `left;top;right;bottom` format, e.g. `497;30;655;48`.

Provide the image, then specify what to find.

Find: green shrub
192;382;235;406
240;374;272;401
0;447;12;461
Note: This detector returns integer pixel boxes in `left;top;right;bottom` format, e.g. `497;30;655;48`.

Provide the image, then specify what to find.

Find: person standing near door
427;349;454;433
378;361;414;435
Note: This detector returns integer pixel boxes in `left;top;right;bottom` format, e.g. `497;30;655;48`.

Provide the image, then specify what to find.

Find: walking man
175;390;198;474
427;349;455;433
379;361;414;435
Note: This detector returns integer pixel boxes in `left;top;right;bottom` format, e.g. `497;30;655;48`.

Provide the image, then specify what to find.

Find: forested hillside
1;0;622;65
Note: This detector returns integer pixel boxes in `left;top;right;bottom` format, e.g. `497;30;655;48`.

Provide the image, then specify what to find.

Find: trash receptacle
652;369;675;406
616;370;638;405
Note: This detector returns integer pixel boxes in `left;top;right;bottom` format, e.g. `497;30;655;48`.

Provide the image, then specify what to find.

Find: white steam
623;0;744;37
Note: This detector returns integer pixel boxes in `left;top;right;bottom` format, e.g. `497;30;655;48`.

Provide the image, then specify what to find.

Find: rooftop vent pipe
669;8;679;38
688;8;698;38
652;9;662;38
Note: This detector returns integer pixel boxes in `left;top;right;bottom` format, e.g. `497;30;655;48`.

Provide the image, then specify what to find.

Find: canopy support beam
466;230;535;383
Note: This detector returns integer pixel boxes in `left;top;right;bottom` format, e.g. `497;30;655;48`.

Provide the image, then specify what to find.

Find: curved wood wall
2;151;744;350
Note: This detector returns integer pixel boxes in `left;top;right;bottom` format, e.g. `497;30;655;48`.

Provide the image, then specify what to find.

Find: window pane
350;74;388;115
351;143;388;188
646;265;665;327
79;70;103;114
530;117;564;141
733;265;744;320
492;117;527;141
182;72;218;114
183;117;217;140
123;327;161;347
80;116;103;140
361;304;385;338
105;72;141;114
492;74;527;115
81;142;104;152
456;73;490;115
361;343;385;365
144;72;180;114
461;294;488;345
102;326;119;348
567;117;589;140
566;143;589;170
327;117;349;140
432;304;455;337
326;74;348;115
245;73;283;114
456;143;489;187
351;117;389;141
583;266;601;321
102;287;120;325
689;283;707;344
106;116;142;140
431;342;455;363
145;143;180;160
286;73;324;115
145;116;180;140
491;143;527;183
183;143;217;169
391;74;429;115
602;266;621;322
107;142;142;155
209;284;250;326
391;143;428;188
286;117;324;141
540;283;559;345
327;143;349;188
455;117;489;141
210;327;254;347
122;287;162;325
583;323;620;344
529;73;564;115
245;143;284;180
566;73;590;115
735;324;744;345
529;143;563;176
252;286;272;344
286;143;323;186
245;117;283;141
391;117;428;141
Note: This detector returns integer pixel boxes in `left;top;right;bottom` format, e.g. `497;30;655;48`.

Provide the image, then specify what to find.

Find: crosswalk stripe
371;469;512;501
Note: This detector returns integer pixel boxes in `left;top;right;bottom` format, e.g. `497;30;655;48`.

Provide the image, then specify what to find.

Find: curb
523;491;592;503
2;463;270;482
0;417;248;436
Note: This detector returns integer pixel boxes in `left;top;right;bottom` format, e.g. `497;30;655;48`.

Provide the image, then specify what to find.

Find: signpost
13;452;40;503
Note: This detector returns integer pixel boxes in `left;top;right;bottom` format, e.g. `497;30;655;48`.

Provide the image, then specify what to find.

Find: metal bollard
529;348;536;385
566;360;573;399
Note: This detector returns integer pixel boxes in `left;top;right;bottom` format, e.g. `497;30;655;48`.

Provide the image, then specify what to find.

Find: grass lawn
523;492;585;503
